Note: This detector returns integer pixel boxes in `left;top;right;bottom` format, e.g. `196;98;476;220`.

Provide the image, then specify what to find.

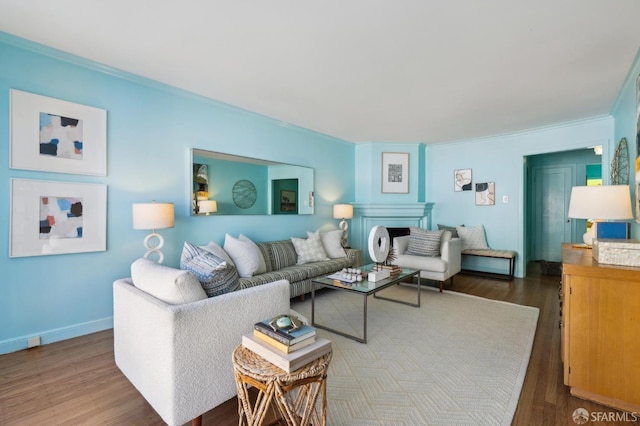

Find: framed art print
10;179;107;257
280;190;297;212
381;152;409;193
454;169;472;191
10;89;107;176
475;182;495;206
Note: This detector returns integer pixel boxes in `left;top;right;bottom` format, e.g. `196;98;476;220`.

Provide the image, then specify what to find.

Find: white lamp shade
333;204;353;219
199;200;217;214
568;185;633;220
132;202;175;230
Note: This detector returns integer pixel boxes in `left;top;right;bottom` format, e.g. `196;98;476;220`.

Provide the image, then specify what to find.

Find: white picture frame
10;179;107;257
10;89;107;176
454;168;473;192
381;152;409;193
475;182;495;206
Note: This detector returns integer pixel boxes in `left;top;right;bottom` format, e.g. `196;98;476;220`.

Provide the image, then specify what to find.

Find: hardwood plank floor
1;266;637;425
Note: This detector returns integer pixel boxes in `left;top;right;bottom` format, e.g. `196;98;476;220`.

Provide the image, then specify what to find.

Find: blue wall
611;48;640;239
2;31;638;354
0;34;355;354
354;142;426;203
195;156;270;215
426;116;614;277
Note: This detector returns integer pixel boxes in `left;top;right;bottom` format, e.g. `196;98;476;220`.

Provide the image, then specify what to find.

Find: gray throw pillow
437;223;461;238
406;227;444;257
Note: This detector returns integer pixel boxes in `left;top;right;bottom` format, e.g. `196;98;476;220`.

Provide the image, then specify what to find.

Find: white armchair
113;271;290;426
393;231;462;292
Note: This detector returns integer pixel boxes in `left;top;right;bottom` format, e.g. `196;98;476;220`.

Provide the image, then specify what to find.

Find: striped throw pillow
268;240;299;271
406;227;444;257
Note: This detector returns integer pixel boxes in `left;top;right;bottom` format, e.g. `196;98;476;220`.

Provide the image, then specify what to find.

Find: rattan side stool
232;345;332;426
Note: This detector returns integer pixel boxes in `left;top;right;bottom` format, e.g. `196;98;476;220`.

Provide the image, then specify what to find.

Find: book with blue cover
596;222;629;239
254;319;316;345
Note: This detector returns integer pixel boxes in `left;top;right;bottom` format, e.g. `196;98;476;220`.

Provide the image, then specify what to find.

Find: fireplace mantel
350;202;434;258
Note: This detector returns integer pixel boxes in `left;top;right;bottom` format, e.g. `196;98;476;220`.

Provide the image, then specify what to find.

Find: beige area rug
291;285;539;425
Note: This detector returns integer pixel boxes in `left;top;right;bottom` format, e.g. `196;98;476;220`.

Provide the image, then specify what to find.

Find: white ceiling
1;0;639;144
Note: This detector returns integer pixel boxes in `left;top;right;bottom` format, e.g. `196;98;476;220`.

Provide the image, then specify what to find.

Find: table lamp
567;185;633;246
333;204;353;247
199;200;217;215
132;201;175;263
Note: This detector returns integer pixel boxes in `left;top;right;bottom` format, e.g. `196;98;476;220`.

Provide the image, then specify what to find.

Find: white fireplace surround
351;203;435;263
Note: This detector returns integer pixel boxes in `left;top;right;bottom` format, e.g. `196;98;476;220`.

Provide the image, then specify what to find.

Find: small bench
461;249;517;281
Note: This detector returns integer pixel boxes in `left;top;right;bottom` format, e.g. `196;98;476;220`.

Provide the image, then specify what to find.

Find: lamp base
582;225;596;247
143;232;165;264
339;219;349;247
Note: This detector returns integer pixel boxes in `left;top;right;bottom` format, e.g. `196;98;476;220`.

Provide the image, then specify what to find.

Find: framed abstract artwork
381;152;409;193
10;179;107;257
475;182;495;206
454;169;472;191
10;89;107;176
280;190;297;212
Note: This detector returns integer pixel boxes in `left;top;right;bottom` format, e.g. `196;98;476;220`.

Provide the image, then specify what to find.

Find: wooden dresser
561;243;640;413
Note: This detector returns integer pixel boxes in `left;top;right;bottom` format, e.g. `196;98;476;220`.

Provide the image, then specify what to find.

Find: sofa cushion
395;254;448;273
223;233;262;278
239;267;309;289
180;241;240;297
131;258;207;305
295;257;353;278
437;224;461;238
268;240;299;270
311;230;346;259
406;227;444;257
292;232;329;264
457;225;489;251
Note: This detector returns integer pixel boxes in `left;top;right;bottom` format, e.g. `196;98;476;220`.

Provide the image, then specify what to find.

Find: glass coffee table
311;265;420;343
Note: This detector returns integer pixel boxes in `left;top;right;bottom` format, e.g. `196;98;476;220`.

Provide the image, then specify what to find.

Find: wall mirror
191;149;314;216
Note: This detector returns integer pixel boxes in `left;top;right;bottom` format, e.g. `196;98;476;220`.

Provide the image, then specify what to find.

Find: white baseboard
0;317;113;355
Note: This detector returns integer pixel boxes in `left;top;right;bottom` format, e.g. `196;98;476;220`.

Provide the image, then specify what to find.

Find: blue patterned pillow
406;227;444;257
180;241;240;297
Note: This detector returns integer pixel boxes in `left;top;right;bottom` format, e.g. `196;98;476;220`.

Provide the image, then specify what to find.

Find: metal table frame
311;267;420;343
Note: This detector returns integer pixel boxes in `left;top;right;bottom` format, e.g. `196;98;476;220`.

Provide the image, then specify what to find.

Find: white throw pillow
239;234;267;274
456;225;489;251
291;232;329;264
201;240;234;266
130;258;207;305
223;233;261;278
308;229;346;259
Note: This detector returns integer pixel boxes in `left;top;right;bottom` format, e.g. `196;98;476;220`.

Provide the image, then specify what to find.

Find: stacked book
374;264;402;277
242;319;331;373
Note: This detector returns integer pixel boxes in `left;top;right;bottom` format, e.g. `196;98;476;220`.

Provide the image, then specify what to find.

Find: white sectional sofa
392;230;462;292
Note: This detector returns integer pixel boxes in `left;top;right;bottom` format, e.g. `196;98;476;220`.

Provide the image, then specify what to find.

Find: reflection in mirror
191;149;314;215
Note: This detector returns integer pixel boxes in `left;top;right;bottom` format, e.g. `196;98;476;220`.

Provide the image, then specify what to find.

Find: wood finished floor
1;265;636;426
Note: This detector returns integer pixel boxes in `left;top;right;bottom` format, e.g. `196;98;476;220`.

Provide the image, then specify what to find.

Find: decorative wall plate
232;179;257;209
611;137;629;185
